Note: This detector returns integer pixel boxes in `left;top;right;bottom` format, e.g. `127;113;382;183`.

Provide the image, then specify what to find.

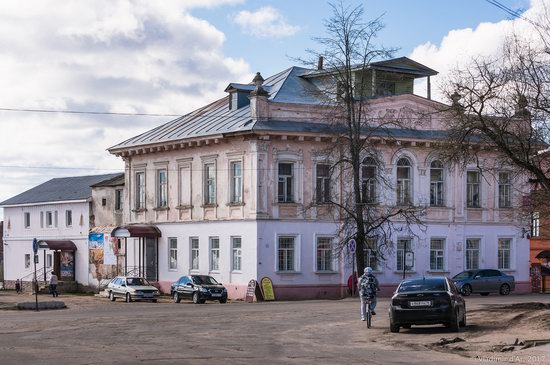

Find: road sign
405;252;415;269
32;238;38;253
348;239;356;254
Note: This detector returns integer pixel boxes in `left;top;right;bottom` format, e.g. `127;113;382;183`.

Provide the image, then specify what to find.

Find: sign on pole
348;239;356;254
32;238;38;253
405;252;415;270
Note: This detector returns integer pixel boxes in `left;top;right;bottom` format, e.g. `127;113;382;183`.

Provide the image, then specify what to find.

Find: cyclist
358;267;379;321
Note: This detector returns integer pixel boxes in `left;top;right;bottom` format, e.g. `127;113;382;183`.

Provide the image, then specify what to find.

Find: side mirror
474;275;480;280
186;283;194;287
121;283;126;287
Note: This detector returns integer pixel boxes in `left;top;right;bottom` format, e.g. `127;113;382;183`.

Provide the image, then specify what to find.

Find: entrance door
53;251;61;278
145;238;157;281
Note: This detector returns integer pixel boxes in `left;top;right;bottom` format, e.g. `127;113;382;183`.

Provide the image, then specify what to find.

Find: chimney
251;72;268;96
250;72;269;121
317;56;324;70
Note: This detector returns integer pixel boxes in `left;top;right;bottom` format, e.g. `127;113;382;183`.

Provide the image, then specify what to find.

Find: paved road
0;293;549;364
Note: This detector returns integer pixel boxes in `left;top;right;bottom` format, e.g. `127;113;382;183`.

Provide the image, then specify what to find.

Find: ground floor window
210;237;220;271
316;237;334;272
25;254;31;269
232;237;242;271
46;253;52;268
364;238;378;271
396;238;412;271
498;238;511;270
278;236;296;272
465;238;480;270
430;239;445;271
168;238;177;270
190;238;199;270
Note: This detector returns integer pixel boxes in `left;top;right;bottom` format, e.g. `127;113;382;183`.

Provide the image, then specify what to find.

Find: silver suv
107;276;160;303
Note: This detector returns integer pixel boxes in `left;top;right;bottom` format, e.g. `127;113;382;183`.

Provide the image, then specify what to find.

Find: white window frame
135;171;146;210
396;238;414;271
276;234;300;273
429;238;446;271
229;160;243;204
430;160;445;207
24;212;31;229
498;237;512;270
361;157;377;204
46;211;53;228
231;236;242;272
498;172;512;209
65;210;72;227
190;237;199;271
156;168;168;208
532;212;540;237
277;162;295;203
204;162;216;205
315;235;336;273
177;158;193;207
396;157;413;205
315;163;331;204
46;253;53;268
465;238;481;270
115;189;123;211
466;170;481;208
209;237;220;272
168;237;178;271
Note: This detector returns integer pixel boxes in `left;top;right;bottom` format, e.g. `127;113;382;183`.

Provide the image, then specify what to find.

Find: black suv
171;275;228;304
389;277;466;333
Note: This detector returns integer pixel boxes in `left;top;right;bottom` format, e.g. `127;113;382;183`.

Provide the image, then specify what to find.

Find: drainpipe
427;76;432;100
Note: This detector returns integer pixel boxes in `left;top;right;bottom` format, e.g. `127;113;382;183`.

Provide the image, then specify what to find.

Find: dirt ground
1;292;550;364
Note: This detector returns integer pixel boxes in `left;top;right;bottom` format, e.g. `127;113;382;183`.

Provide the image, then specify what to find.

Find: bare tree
438;28;550;220
301;1;427;275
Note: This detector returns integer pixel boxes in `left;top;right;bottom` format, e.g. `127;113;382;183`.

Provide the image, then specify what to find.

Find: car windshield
192;275;218;285
453;271;475;280
398;279;447;292
126;278;148;286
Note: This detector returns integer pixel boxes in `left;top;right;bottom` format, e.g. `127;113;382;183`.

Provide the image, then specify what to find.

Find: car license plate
211;293;221;297
409;300;431;307
144;293;153;298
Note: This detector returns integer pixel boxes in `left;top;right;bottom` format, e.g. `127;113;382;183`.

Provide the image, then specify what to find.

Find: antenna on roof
317;56;324;70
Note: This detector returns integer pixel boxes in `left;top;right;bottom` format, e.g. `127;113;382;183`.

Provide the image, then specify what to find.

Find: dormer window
229;91;250;111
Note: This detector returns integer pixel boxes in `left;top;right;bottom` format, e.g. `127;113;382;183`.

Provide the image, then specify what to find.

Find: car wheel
109;291;116;302
174;292;181;303
402;324;411;329
459;312;467;327
219;299;227;304
480;293;490;296
449;311;460;332
499;284;511;295
192;292;200;304
125;293;132;303
390;323;400;333
461;284;472;296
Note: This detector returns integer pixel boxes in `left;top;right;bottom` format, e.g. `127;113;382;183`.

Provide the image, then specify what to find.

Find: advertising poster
60;251;74;279
88;233;104;265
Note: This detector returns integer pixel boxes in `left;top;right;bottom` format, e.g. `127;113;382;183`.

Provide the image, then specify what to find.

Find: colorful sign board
60;251;74;279
245;279;257;303
260;277;275;301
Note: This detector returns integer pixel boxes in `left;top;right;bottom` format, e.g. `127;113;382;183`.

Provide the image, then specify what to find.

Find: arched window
396;157;412;205
361;157;377;203
430;160;444;206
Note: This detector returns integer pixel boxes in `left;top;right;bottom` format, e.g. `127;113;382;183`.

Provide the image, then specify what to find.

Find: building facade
109;57;531;299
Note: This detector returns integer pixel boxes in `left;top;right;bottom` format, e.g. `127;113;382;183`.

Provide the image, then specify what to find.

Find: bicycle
364;296;375;328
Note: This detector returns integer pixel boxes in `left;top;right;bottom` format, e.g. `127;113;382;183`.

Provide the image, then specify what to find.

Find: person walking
15;279;21;294
358;267;379;321
49;271;59;297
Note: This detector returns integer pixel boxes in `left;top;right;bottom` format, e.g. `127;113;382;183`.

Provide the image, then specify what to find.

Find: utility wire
485;0;547;30
0;107;181;117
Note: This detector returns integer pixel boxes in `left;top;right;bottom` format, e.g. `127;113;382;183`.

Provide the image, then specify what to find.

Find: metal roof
0;173;123;206
109;58;439;151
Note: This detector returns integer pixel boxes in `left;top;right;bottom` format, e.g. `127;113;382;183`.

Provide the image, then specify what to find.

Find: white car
107;276;160;303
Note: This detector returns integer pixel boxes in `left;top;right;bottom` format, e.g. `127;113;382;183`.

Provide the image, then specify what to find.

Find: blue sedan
452;269;515;296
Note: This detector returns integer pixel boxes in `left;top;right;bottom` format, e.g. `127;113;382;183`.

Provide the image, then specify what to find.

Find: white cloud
232;6;300;38
409;0;547;102
0;0;251;219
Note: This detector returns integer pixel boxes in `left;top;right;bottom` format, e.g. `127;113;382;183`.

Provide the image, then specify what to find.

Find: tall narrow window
46;254;53;268
315;164;331;203
278;163;294;203
466;171;480;208
396;158;412;205
232;237;242;271
46;211;53;228
136;172;145;209
364;238;378;271
65;210;72;227
396;238;412;271
204;163;216;205
24;212;31;229
498;172;511;208
430;239;445;271
25;254;31;269
230;161;242;203
168;238;177;270
115;189;123;211
40;211;44;228
209;237;220;271
278;236;295;271
54;211;58;227
179;165;192;207
532;212;540;237
361;157;377;203
190;238;199;270
316;237;333;272
498;238;511;270
157;169;168;208
430;160;444;206
465;239;480;270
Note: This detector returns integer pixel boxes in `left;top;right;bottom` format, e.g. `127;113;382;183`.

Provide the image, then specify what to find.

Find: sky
0;0;543;220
